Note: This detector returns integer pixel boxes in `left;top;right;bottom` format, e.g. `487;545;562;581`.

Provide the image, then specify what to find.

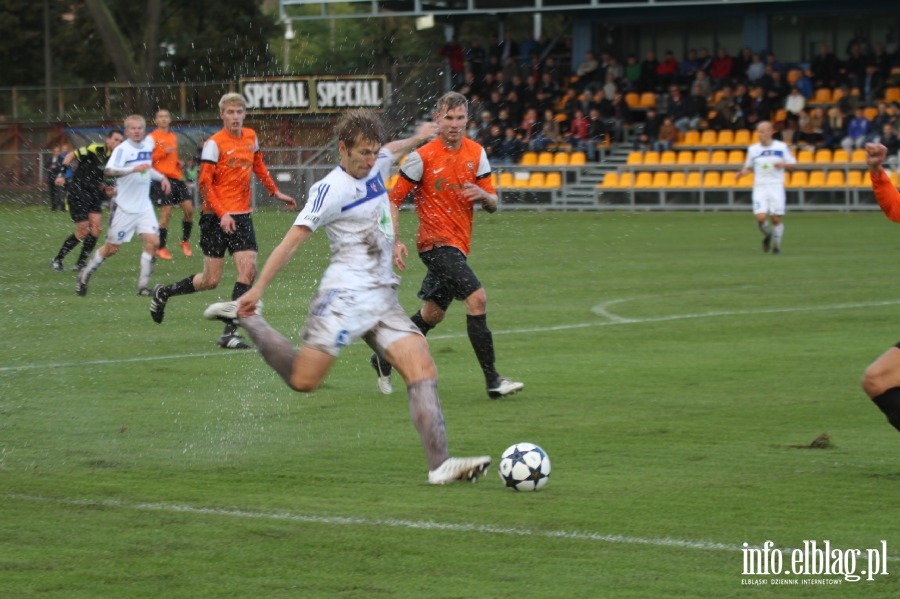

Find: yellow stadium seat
733;129;751;146
625;92;641;109
847;171;865;187
651;171;669;187
528;172;546;187
626;151;643;165
601;172;619;187
700;130;717;146
569;152;586;166
825;170;845;187
702;171;722;187
831;149;849;163
787;68;803;85
659;151;677;165
537;152;554;166
808;171;826;187
553;153;569;167
851;149;867;163
720;172;738;187
498;172;514;188
693;150;711;165
639;92;657;108
669;172;687;187
545;172;563;188
814;149;833;164
387;173;399;189
513;172;532;187
520;152;537;166
737;172;754;187
490;173;498;188
832;87;845;103
813;88;832;104
634;172;654;188
774;108;787;123
717;130;735;146
681;130;701;146
618;172;634;187
710;150;728;164
797;150;814;164
892;171;900;186
676;151;694;165
727;150;744;164
787;171;807;188
885;87;900;103
685;172;702;187
642;151;660;166
864;107;878;121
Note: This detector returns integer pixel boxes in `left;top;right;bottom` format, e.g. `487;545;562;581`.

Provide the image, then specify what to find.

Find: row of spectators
441;30;900;162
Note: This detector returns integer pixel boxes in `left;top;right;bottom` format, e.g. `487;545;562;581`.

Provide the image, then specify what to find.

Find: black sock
161;275;198;299
159;227;168;249
411;310;434;336
872;388;900;432
76;235;97;266
182;221;193;242
467;313;499;384
224;282;252;336
56;234;81;261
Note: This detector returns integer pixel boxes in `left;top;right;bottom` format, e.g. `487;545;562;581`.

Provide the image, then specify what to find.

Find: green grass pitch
2;205;899;597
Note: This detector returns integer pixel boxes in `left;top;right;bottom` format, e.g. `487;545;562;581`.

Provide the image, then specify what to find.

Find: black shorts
199;212;258;258
151;179;191;206
417;245;482;311
68;184;106;223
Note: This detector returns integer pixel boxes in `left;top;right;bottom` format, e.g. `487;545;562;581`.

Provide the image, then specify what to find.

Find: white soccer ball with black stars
498;442;551;491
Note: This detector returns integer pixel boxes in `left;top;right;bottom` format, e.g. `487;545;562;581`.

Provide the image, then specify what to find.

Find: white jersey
106;137;156;213
743;140;796;186
293;147;398;291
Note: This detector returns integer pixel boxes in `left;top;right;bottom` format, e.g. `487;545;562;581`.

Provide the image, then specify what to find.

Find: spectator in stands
530;108;564;151
467;119;479;140
542;56;566;90
822;106;847;150
810;43;841;89
678;48;701;87
862;64;886;105
846;27;870;57
733;46;753;82
606;55;624;81
711;85;738;130
476;110;494;141
746;52;766;83
635;106;662;150
519;107;540;148
784;86;806;122
494;126;525;165
873;122;900;169
557;87;582;116
602;71;619;99
841;107;871;152
745;84;773;130
870;102;893;132
710;47;734;88
656;51;679;90
843;43;868;88
733;83;752;129
696;48;713;74
794;69;814;100
795;107;826;150
624;54;641;91
586;107;608;161
538;71;561;102
465;38;487;90
761;65;789;108
502;56;521;84
567;108;590;151
639;50;660;92
492;31;519;66
680;82;708;132
692;69;712;100
495;106;515;132
439;37;467;90
870;41;892;83
574;50;600;91
836;85;859;117
608;92;631;143
589;88;614;121
483;122;504;159
667;85;691;130
654;116;678;152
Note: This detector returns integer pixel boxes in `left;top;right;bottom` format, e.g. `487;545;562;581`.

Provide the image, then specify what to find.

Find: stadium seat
720;171;738;187
825;170;845;187
847;171;865;187
814;149;833;163
660;151;677;165
813;88;832;104
669;172;687;187
797;150;814;164
700;130;717;146
717;130;734;146
885;87;900;103
639;92;657;108
676;151;694;165
831;149;850;163
513;172;532;187
618;172;634;187
733;129;751;146
787;68;803;85
520;152;538;166
537;152;554;166
681;130;701;146
490;173;498;188
702;171;722;187
553;153;569;167
864;107;878;121
893;171;900;186
625;92;641;109
642;151;660;166
528;172;546;187
710;150;728;164
808;171;826;187
569;152;586;166
786;171;806;187
651;171;669;187
634;172;654;188
498;172;514;188
693;150;710;165
774;108;787;123
626;151;643;165
727;150;744;164
737;172;754;187
545;172;563;188
851;149;867;163
832;87;845;103
685;171;702;187
601;172;619;187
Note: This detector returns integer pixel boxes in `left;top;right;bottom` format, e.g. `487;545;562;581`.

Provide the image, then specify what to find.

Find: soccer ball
498;442;551;491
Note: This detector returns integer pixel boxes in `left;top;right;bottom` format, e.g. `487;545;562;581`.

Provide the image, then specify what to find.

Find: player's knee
289;374;320;393
465;289;488;314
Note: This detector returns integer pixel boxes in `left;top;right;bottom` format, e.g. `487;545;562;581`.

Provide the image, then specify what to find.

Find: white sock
772;223;784;248
139;251;154;289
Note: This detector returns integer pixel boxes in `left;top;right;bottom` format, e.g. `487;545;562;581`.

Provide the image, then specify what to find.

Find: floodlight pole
284;20;295;73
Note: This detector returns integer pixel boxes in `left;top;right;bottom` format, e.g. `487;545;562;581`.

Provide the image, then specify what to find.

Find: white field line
5;494;899;562
3;299;900;373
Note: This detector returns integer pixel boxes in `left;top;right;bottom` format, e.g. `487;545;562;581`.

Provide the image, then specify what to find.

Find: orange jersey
389;136;495;256
199;127;278;217
871;168;900;222
149;129;183;180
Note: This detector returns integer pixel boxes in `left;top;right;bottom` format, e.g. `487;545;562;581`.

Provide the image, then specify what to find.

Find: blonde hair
124;114;146;127
218;92;246;111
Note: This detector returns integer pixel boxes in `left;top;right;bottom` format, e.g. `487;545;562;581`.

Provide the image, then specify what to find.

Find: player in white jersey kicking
738;120;796;254
76;114;170;296
203;110;492;485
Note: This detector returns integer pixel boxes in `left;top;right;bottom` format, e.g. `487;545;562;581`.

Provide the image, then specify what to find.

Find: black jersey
70;143;111;190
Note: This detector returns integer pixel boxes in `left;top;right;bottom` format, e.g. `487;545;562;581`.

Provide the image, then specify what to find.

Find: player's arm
383;122;438;158
465;147;499;213
867;143;900;222
238;224;314;317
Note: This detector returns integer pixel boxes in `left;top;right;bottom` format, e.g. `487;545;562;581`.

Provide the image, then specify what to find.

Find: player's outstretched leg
370;353;393;395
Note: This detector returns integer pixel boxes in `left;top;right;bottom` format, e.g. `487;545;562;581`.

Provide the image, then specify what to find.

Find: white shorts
106;206;159;244
752;184;786;216
300;285;422;357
